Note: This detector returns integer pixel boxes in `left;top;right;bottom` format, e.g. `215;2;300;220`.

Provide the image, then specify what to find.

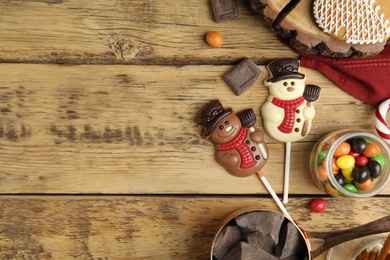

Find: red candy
355;156;368;166
310;198;327;213
348;151;360;158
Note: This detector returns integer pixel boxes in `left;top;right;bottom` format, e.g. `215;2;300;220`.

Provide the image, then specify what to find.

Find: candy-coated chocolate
206;31;223;47
341;167;354;181
310;198;327;213
261;59;318;143
334;141;351;157
331;157;340;174
343;183;358;192
334;173;345;186
352;166;370;183
355;155;368;166
351;138;367;154
366;160;382;179
362;143;380;158
317;149;328;165
354;178;373;191
336;155;355;169
370;154;385;168
348;151;360;158
318;165;328;181
321;156;339;174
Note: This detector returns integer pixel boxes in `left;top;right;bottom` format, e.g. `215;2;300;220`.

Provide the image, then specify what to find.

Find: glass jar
310;130;390;198
326;235;386;260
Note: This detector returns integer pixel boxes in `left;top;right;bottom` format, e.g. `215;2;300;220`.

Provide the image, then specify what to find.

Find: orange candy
333;141;351;157
322;156;339;174
318;165;329;181
354;178;373;191
362;143;380;158
206;31;223;48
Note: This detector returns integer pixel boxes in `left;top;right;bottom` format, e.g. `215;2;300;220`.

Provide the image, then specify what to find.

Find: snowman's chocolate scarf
217;127;256;169
272;96;305;133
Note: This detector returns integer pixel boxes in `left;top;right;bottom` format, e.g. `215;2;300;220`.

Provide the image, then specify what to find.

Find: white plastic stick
256;171;292;221
283;142;291;204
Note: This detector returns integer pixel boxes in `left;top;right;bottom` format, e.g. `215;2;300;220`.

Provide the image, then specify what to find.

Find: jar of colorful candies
310;130;390;198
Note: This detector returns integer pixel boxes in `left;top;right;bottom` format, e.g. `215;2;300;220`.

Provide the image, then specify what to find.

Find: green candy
370;153;385;169
317;149;328;165
343;183;358;193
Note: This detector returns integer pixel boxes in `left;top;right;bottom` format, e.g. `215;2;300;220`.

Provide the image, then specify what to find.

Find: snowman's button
251;146;256;151
255;155;260;160
294;128;299;132
245;140;250;144
296;109;300;113
296;118;301;123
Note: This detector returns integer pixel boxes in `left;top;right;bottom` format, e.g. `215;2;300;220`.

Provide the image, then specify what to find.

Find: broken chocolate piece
222;242;279;260
242;231;276;253
275;221;305;258
213;225;242;260
223;58;263;96
210;0;239;23
235;211;284;244
281;255;301;260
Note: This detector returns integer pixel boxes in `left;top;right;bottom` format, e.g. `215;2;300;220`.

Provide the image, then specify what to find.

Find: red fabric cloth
282;38;390;106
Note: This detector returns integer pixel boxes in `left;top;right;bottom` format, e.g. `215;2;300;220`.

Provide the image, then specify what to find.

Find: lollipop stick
283;142;291;204
256;171;292;221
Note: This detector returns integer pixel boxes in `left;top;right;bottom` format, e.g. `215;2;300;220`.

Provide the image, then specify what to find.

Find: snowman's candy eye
219;125;224;130
225;121;229;125
283;82;288;86
291;81;295;86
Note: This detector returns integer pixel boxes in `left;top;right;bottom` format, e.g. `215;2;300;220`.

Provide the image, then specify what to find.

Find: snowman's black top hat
266;58;305;83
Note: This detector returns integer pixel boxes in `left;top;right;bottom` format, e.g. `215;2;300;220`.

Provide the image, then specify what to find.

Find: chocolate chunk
210;0;239;23
222;242;279;260
213;225;242;260
242;231;275;253
275;221;305;258
281;255;301;260
223;58;263;96
235;211;284;244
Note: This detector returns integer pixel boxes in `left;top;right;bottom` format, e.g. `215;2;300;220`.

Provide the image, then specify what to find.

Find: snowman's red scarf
217;127;255;169
272;96;305;133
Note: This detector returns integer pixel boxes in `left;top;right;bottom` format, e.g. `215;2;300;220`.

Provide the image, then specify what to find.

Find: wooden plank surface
0;64;383;195
1;0;389;259
0;196;388;259
0;0;296;65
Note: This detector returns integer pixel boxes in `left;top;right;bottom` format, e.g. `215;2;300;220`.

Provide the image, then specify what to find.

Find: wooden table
0;1;388;259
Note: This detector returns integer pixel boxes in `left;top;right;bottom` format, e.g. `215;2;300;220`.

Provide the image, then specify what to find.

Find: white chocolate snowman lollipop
261;59;321;204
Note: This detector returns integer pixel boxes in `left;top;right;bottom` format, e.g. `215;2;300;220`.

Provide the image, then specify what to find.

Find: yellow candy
336;155;355;169
341;168;354;181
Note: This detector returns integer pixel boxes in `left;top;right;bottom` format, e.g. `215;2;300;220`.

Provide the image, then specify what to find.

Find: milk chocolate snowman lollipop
197;100;292;219
261;59;321;204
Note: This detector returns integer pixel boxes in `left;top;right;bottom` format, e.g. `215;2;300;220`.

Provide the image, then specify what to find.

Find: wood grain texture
0;64;383;195
0;0;297;65
0;196;388;259
1;0;389;258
